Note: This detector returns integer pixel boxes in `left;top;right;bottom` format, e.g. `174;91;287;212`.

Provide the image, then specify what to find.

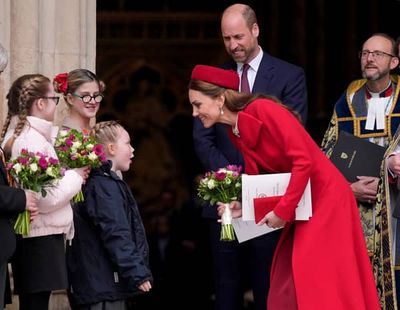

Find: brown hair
0;74;51;155
188;79;301;121
368;33;398;56
54;69;105;98
241;5;257;29
222;4;258;30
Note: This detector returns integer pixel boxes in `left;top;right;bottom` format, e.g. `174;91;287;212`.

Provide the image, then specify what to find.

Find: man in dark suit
0;43;38;309
192;4;308;310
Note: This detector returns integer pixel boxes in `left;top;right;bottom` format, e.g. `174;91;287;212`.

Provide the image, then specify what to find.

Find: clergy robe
321;75;400;309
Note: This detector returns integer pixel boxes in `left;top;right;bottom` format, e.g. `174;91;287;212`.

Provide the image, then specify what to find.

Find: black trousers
0;262;6;309
19;291;51;310
207;219;281;310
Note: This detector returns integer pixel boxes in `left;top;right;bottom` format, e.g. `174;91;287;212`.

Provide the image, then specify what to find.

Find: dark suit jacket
193;52;308;218
0;160;26;264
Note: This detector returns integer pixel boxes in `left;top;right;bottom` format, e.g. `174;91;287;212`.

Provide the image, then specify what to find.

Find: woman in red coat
188;64;380;310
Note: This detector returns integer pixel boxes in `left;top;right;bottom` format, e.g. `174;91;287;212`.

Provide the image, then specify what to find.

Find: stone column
0;0;11;122
0;0;96;125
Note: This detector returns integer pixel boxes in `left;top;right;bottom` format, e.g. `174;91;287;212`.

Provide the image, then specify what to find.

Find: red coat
229;99;380;310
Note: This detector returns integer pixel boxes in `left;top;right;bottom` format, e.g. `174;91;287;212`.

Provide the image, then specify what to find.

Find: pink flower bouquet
7;149;65;236
55;128;107;202
197;165;242;241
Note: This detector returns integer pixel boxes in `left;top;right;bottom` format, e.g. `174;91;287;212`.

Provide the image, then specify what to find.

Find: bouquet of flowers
197;165;242;241
55;128;107;202
7;149;65;236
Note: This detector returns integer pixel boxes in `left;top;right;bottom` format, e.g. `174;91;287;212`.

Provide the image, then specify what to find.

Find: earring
220;107;224;115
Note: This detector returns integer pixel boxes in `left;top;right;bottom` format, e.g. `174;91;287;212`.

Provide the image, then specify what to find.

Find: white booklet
232;173;312;243
232;218;281;243
241;173;312;221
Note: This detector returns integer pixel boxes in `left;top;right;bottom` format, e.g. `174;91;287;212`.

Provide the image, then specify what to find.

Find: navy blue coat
66;161;152;306
193;52;308;218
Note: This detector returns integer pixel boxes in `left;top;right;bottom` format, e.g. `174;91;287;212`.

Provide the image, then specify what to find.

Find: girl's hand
73;166;91;183
258;211;286;229
139;280;152;292
216;201;242;219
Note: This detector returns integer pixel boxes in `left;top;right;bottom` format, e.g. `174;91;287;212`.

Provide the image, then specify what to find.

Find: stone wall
0;0;96;127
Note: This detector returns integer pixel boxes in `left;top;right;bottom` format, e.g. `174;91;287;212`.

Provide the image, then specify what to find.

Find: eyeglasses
42;96;60;105
359;50;396;60
72;93;104;103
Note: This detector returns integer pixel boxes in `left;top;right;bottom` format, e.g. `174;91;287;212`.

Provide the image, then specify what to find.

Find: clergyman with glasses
321;33;399;308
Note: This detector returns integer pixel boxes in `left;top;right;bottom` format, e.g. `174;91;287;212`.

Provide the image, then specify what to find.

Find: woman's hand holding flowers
217;201;242;220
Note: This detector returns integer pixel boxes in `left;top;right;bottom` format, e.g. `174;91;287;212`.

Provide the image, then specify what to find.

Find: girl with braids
0;74;90;310
0;45;39;309
53;69;105;131
66;121;152;310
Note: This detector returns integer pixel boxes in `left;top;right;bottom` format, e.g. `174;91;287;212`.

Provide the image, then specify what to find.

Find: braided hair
0;74;51;155
91;120;123;151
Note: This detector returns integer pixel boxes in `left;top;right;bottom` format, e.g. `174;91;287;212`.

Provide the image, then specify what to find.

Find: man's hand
351;176;379;203
388;154;400;176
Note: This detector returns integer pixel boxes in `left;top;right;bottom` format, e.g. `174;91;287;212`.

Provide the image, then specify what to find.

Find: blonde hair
91;120;124;147
0;43;8;72
0;74;51;155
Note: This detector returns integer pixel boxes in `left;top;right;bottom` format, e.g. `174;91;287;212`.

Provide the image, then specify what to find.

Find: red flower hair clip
54;72;68;95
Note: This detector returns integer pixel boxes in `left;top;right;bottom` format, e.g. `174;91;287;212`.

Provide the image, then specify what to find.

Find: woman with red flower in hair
53;69;105;132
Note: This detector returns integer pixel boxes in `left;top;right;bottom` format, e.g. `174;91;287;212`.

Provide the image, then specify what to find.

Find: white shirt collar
237;46;263;73
237;47;263;92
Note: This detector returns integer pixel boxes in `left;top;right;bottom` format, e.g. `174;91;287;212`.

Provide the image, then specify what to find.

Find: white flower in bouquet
30;163;38;172
197;165;242;241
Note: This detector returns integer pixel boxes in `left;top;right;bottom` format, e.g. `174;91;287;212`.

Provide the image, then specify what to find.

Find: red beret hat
191;65;239;91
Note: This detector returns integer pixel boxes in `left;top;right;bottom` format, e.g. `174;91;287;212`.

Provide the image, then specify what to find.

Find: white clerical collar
366;80;392;99
365;81;394;131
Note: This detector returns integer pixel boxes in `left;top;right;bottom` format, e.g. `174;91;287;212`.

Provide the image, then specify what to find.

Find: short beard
230;50;247;63
361;68;390;81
